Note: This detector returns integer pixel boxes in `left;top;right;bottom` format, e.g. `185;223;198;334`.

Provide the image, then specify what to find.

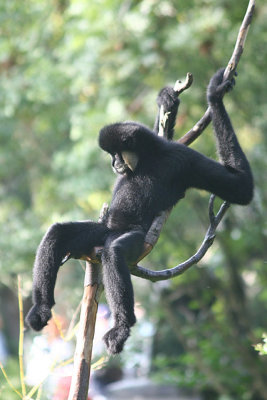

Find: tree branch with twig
178;0;255;146
132;0;255;275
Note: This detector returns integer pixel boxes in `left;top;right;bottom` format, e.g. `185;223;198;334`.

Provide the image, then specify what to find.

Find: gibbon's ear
122;151;138;171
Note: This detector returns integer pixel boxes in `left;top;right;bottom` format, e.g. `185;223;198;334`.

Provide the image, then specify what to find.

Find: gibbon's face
111;151;138;175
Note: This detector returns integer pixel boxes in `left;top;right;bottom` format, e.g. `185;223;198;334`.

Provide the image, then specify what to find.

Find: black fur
26;69;253;354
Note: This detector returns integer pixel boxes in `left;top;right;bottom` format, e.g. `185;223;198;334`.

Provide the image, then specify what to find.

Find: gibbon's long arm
186;68;253;205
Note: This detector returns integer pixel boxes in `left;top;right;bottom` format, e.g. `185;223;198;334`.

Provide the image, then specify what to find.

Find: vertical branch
68;205;108;400
68;262;103;400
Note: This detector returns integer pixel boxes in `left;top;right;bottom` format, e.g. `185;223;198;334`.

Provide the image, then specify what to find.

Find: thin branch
130;197;230;282
178;0;255;146
174;72;194;95
17;276;26;398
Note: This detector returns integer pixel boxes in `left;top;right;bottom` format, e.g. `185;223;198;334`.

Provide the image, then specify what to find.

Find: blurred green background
0;0;267;399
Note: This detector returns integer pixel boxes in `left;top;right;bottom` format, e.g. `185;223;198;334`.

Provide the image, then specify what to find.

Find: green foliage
255;334;267;356
0;0;267;398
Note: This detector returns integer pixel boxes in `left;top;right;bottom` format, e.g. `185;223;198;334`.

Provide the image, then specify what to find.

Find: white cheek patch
121;151;138;171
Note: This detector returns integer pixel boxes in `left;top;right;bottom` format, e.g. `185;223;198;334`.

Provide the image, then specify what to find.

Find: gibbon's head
99;121;162;174
98;122;143;175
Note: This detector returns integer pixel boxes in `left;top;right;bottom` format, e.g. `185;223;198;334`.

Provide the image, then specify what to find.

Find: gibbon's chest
107;171;185;231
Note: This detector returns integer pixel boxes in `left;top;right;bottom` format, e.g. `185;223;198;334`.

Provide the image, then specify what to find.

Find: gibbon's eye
121;151;138;172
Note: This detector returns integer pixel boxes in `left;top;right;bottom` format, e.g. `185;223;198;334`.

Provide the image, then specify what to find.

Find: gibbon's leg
101;229;145;354
26;221;109;331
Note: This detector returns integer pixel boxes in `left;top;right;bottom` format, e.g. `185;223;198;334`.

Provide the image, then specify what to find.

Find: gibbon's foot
103;325;130;355
25;304;52;331
156;86;180;109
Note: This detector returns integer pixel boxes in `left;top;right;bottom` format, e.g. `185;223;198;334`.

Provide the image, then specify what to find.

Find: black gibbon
26;68;253;354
